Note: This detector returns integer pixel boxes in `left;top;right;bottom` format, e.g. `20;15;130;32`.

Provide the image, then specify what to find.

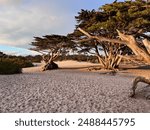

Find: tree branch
77;28;126;45
143;39;150;54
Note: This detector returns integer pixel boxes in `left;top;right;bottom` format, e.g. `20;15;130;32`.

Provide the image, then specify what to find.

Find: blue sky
0;44;39;55
0;0;124;55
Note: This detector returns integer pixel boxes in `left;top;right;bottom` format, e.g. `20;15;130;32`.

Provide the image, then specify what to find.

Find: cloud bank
0;0;21;6
0;0;76;48
0;0;118;49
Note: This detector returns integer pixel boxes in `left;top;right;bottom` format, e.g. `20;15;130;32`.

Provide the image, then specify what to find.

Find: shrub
13;59;34;68
0;58;34;68
0;59;22;74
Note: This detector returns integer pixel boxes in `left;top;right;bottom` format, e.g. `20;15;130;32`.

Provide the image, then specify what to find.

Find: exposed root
42;61;58;71
88;67;102;71
130;76;150;98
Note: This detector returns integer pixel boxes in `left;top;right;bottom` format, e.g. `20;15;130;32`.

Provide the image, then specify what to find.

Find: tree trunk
42;53;59;71
95;45;106;67
42;61;58;71
77;28;150;65
77;28;150;97
77;28;123;69
143;39;150;54
117;31;150;64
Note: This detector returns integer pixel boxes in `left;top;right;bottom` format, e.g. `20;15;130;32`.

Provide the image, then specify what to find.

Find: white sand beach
0;60;150;113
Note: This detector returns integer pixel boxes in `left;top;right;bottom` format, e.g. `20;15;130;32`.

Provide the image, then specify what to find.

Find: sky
0;0;124;55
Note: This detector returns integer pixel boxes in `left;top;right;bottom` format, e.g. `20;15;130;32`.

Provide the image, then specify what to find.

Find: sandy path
0;70;150;113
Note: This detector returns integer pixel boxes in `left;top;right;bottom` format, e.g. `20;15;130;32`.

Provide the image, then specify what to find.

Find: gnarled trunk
117;31;150;64
130;76;150;98
42;61;58;71
77;28;123;69
78;28;150;65
143;39;150;54
42;52;59;71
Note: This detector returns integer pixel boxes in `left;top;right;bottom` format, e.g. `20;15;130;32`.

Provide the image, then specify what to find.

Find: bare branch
117;30;150;64
78;27;150;67
143;39;150;54
77;28;126;45
77;28;92;38
75;38;93;43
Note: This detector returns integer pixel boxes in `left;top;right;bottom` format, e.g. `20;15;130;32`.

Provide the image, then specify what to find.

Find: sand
0;60;150;113
22;60;150;78
22;60;99;73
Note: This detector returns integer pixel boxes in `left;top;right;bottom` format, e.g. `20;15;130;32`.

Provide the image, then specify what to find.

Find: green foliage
0;59;22;74
13;58;34;68
1;57;34;68
71;0;150;69
0;51;34;68
75;0;150;37
25;55;42;63
19;59;33;68
31;34;76;64
31;35;75;51
56;55;98;63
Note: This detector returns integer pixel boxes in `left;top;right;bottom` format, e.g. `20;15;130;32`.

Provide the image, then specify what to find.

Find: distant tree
0;51;6;58
31;35;75;71
71;0;150;69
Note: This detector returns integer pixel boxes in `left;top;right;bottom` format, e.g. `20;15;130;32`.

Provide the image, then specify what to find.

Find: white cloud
0;0;124;52
0;3;75;48
0;0;21;6
0;0;102;49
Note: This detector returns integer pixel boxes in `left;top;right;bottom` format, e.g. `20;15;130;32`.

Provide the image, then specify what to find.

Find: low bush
12;59;34;68
0;59;22;74
0;58;34;68
0;52;34;74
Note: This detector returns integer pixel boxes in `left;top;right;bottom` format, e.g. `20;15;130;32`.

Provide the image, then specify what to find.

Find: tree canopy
31;0;150;70
75;0;150;38
70;0;150;69
31;34;75;71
